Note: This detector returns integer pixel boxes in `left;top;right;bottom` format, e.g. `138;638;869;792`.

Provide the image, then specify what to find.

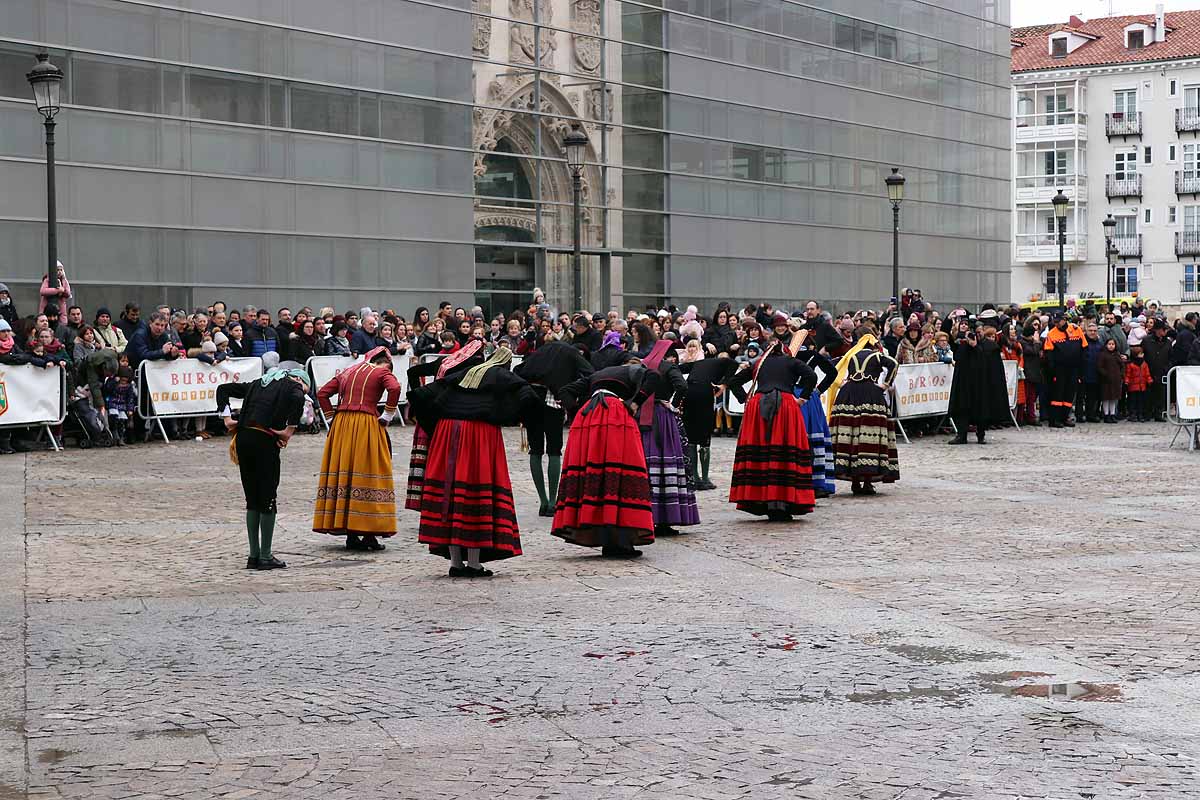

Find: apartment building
1012;7;1200;310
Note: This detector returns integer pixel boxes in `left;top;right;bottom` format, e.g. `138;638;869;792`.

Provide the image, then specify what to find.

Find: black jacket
949;338;1009;424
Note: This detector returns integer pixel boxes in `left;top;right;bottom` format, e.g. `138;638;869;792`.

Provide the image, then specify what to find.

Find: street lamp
27;53;64;292
1051;189;1070;308
563;123;589;313
1102;213;1117;311
885;168;905;310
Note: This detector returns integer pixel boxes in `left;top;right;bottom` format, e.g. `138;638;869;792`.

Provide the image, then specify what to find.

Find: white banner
307;353;413;407
1003;359;1019;410
0;363;65;427
894;362;953;419
1175;366;1200;420
141;357;263;417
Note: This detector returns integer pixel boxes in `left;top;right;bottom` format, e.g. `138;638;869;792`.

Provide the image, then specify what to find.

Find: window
1114;89;1137;117
1145;146;1153;164
1186;264;1199;293
1170;144;1178;162
1185;143;1200;179
1170;205;1178;224
1186;85;1200;110
1128;29;1145;49
1045;267;1068;294
1115;150;1138;179
1171;79;1179;96
1051;37;1067;58
1184;205;1200;233
1044;93;1069;126
1145;208;1153;225
1043;149;1067;185
187;71;265;125
1115;266;1138;293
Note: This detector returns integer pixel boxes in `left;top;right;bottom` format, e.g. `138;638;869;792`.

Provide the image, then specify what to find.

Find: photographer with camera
947;310;1008;445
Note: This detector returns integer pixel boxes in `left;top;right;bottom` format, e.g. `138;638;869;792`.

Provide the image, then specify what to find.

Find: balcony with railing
1013;175;1086;205
1014;112;1088;142
1105;112;1142;138
1176;230;1200;257
1181;282;1200;303
1113;234;1142;259
1015;233;1086;262
1177;171;1200;196
1177;107;1200;134
1106;173;1142;199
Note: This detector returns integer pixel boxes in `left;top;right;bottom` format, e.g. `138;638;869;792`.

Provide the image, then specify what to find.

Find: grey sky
1012;0;1199;28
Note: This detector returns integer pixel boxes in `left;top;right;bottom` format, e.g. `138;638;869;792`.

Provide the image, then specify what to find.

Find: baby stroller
63;389;113;449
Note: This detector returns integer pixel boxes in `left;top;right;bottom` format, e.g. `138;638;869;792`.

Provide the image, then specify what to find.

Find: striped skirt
829;380;900;483
404;426;429;511
417;419;521;561
729;392;815;516
800;390;836;496
642;403;700;527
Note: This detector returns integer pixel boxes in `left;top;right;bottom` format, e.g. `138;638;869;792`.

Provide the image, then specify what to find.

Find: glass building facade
0;0;1010;316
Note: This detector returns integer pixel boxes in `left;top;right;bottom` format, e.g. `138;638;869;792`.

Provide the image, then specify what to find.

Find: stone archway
473;77;602;245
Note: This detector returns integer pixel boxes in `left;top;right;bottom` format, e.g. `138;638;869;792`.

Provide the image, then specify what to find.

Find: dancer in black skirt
514;340;595;516
216;368;310;570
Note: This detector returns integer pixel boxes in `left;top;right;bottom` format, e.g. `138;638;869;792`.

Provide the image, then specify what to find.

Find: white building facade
1012;9;1200;312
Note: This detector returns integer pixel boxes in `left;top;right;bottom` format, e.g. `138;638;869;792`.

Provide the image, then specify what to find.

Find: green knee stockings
245;510;278;560
699;446;711;483
530;454;563;512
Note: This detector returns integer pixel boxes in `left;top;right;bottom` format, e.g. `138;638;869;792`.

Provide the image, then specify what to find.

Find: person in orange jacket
1124;344;1153;422
1042;314;1088;428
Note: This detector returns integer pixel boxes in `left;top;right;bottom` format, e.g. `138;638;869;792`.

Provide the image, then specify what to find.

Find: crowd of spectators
0;265;1190;454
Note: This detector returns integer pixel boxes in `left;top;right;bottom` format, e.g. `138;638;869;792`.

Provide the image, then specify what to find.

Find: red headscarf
437;338;482;379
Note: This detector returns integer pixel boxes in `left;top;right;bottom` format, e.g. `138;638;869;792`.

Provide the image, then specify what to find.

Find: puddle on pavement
36;748;76;764
845;686;968;705
885;643;1007;664
989;681;1123;702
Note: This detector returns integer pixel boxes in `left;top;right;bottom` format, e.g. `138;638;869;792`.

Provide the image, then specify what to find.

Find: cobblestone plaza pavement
3;422;1200;799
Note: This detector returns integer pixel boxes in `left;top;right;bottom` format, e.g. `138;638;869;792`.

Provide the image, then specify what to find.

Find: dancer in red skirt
726;341;819;522
552;364;655;558
404;340;484;511
408;346;540;578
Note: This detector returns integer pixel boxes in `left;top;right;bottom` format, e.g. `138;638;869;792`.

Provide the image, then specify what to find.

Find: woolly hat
201;340;217;354
116;366;133;380
771;311;789;327
0;319;10;332
680;320;703;340
0;283;9;294
95;307;112;319
213;331;229;347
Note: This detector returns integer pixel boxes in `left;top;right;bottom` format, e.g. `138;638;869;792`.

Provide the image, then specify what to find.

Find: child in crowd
1124;344;1152;422
103;366;137;446
1097;337;1124;424
438;331;460;354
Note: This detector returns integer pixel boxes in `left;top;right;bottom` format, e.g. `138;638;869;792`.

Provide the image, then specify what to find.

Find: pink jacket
39;274;72;317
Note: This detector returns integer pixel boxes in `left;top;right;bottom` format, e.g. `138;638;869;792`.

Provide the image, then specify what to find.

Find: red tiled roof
1012;10;1200;73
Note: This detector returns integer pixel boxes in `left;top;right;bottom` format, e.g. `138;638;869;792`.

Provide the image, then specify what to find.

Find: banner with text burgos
1003;359;1018;410
0;363;66;427
140;357;264;418
893;362;953;419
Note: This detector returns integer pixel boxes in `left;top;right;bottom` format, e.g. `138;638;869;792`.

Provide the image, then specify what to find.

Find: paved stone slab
6;423;1200;798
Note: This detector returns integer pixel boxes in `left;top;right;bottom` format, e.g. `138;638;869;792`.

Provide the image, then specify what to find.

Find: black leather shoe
1063;420;1075;427
448;566;469;578
538;506;555;517
463;566;494;578
345;536;367;551
947;436;968;445
363;536;386;551
245;557;258;570
601;546;643;559
255;556;287;570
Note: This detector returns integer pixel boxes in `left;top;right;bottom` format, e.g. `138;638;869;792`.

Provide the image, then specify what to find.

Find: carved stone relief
571;0;601;74
471;0;492;55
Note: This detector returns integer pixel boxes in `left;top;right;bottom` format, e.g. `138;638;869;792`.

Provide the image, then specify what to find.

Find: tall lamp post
27;54;64;292
563;124;589;313
1102;213;1117;311
1051;189;1070;308
885;168;905;310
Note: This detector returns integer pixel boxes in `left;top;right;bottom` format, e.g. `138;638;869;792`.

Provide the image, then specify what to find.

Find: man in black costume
947;310;1009;445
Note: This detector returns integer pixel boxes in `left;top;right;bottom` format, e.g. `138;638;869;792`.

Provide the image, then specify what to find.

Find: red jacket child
1124;358;1152;393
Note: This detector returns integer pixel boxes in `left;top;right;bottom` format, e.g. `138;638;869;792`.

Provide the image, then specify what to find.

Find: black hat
44;305;59;317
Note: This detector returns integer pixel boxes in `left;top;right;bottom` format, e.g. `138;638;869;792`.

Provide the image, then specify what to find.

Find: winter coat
1019;336;1044;384
1082;337;1102;384
702;324;737;355
1097;350;1125;402
1173;326;1197;367
1141;334;1173;379
948;337;1009;425
897;336;937;365
1096;322;1129;356
94;322;127;354
38;274;72;317
1127;322;1147;349
1124;359;1152;393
